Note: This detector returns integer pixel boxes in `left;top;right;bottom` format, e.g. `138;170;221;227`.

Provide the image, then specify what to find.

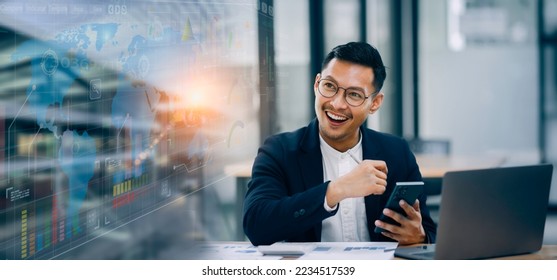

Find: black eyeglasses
317;78;373;107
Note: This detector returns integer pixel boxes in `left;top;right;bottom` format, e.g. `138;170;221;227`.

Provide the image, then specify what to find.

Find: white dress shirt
320;134;370;242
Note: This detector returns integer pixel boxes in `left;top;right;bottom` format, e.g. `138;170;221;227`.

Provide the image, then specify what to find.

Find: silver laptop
395;164;553;260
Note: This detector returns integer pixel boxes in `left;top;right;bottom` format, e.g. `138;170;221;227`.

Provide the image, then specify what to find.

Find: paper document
183;241;398;260
297;242;398;260
183;242;281;260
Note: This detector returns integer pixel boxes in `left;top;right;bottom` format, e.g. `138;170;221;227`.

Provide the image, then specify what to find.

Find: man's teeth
327;112;348;121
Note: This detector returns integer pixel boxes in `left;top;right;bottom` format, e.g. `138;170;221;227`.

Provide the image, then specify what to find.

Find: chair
406;138;451;208
407;138;450;156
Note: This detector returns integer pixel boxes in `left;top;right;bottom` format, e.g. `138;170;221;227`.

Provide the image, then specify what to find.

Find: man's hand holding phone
374;182;427;245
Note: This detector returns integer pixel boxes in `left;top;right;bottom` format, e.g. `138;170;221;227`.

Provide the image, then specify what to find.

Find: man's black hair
321;41;387;93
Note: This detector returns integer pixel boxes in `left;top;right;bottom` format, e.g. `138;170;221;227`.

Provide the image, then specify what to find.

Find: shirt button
294;211;299;218
299;209;306;216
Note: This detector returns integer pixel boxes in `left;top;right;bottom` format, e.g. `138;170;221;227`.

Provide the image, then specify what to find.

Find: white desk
183;241;557;260
183;241;397;260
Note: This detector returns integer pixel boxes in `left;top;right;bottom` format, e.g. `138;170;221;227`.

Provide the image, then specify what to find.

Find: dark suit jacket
243;119;437;246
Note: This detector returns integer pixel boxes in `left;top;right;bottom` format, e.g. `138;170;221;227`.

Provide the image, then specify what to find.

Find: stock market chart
0;0;261;259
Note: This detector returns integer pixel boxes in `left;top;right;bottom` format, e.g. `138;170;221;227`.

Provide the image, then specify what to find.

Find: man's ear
369;92;384;114
314;73;321;89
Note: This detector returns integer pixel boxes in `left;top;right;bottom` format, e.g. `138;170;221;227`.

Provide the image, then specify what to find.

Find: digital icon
41;49;59;76
137;55;150;78
89;79;101;100
87;210;100;230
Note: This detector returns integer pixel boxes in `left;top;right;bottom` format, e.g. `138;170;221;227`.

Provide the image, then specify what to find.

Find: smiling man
243;42;437;246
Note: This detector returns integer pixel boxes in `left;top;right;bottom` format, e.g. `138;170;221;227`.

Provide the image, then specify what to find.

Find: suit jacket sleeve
242;135;335;246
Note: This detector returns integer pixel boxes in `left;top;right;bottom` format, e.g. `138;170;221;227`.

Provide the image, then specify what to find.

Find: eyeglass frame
316;78;378;107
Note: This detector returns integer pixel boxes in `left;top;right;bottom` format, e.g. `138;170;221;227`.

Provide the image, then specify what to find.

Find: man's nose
330;89;348;109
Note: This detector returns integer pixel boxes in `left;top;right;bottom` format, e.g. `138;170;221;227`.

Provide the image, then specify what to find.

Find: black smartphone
374;181;424;234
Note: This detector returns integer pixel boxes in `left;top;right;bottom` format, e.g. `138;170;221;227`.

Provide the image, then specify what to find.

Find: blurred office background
275;0;557;244
1;0;557;259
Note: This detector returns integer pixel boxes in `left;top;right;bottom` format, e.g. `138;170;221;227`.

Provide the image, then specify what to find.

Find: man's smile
325;111;350;125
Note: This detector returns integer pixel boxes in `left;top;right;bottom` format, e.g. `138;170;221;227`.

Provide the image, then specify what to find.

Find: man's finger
380;231;399;241
373;169;388;180
375;178;387;188
412;199;421;212
375;220;392;235
381;208;404;224
369;160;388;174
399;200;418;219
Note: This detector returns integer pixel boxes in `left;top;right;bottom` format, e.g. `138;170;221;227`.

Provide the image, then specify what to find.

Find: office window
324;0;361;52
366;0;396;133
418;0;540;160
275;0;311;132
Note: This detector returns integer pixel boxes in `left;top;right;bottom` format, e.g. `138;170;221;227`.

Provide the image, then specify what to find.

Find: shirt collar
319;132;363;160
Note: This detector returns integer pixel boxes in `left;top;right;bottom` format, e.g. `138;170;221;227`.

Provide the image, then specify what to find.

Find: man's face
314;58;384;152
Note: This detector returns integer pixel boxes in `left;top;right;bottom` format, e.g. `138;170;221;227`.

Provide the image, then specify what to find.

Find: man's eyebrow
320;75;337;82
321;75;366;91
